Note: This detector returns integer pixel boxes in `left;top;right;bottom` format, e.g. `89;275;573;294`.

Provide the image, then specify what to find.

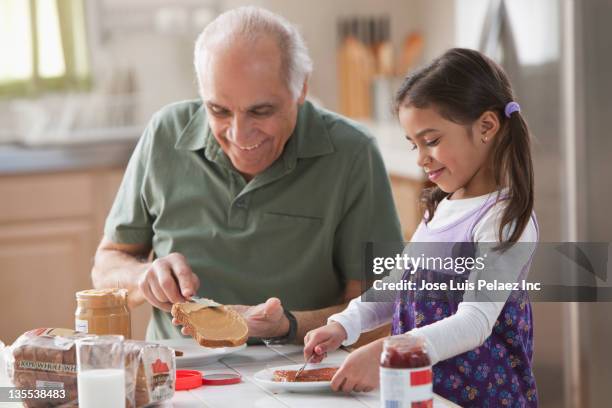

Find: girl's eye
410;143;417;151
425;138;440;147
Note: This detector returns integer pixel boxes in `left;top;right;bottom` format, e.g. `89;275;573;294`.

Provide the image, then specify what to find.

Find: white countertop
168;344;459;408
0;344;458;407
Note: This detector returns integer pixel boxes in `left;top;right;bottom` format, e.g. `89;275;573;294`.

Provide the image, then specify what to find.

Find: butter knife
294;353;315;380
189;295;222;307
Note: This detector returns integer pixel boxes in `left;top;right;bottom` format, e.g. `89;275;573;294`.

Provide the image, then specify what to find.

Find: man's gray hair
194;6;313;100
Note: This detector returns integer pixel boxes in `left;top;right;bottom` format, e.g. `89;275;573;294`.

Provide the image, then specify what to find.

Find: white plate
153;338;246;368
252;363;339;392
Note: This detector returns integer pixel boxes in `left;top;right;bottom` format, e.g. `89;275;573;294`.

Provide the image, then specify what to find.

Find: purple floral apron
391;195;538;407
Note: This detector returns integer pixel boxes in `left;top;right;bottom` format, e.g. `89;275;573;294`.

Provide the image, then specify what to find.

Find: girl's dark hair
394;48;534;249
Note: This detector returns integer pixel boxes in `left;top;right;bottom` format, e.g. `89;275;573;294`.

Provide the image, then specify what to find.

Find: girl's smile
425;166;446;182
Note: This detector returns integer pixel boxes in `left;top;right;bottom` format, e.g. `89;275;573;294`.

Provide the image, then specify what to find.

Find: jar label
75;319;89;333
380;366;433;408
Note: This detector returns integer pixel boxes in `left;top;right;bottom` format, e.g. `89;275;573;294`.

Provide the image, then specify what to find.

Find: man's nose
228;114;251;143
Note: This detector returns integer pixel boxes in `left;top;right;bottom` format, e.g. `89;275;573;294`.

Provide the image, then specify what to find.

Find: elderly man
92;7;402;344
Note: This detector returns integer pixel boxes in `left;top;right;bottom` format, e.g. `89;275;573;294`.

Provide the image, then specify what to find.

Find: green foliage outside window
0;0;91;98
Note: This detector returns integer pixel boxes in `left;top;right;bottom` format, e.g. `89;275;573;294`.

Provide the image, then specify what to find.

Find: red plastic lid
175;370;203;391
202;372;242;386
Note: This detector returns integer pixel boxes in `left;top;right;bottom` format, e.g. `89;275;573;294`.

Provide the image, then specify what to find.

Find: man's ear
476;110;501;141
297;79;308;104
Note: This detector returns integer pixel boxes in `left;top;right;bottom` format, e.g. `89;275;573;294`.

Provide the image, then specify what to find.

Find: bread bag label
142;345;174;402
35;380;65;389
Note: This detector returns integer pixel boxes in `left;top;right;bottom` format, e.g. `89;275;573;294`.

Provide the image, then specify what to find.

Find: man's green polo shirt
104;99;403;340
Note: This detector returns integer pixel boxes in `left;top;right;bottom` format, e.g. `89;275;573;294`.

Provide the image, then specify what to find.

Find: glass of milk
76;335;126;408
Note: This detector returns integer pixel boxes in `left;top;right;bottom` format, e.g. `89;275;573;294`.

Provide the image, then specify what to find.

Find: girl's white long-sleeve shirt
328;192;537;365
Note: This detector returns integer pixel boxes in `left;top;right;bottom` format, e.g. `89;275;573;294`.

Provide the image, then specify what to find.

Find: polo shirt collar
174;103;209;151
293;100;335;159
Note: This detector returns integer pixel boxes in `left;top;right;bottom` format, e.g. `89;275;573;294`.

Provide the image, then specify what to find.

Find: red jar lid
202;373;242;386
175;370;242;389
175;370;203;390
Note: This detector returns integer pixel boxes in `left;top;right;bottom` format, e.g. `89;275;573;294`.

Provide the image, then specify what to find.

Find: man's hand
172;297;289;338
331;337;384;393
303;322;347;363
138;252;200;312
231;297;289;338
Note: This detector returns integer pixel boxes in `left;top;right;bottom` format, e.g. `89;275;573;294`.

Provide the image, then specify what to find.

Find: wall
2;0;456;142
95;0;455;116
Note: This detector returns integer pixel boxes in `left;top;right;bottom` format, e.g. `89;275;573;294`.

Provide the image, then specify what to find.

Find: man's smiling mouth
234;141;264;151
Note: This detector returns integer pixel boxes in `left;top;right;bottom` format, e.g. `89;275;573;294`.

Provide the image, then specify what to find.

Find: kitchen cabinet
0;169;152;344
0;219;93;340
389;174;424;240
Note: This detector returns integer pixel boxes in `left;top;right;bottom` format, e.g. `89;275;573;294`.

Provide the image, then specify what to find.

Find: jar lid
174;370;241;390
202;372;241;386
76;288;128;308
175;370;203;391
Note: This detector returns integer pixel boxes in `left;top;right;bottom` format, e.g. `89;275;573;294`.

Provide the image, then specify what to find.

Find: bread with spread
273;367;338;382
171;302;248;348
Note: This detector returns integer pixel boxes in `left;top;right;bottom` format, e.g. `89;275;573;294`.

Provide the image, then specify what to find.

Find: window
0;0;90;96
454;0;560;66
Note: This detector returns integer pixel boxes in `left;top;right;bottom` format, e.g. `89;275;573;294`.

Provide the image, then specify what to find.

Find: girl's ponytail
492;111;534;250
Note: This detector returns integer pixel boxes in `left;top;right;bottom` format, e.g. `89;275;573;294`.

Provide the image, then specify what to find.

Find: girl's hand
303;322;347;363
331;338;384;393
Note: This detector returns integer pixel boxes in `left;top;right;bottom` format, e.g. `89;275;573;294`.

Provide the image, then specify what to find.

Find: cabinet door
0;220;93;343
390;175;424;240
0;172;92;223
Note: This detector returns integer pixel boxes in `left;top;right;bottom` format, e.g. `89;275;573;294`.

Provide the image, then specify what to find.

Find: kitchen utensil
398;32;424;75
189;296;222;307
294;353;316;380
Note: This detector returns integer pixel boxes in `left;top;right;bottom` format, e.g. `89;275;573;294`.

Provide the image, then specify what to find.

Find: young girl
304;48;538;407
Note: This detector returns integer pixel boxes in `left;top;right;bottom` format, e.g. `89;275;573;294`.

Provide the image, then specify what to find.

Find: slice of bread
171;302;248;348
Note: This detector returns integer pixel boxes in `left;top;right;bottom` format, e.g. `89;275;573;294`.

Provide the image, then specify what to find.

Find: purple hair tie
504;101;521;118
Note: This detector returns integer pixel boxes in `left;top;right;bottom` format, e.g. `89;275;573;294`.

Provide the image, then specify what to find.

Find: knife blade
294;353;315;380
189;295;222;307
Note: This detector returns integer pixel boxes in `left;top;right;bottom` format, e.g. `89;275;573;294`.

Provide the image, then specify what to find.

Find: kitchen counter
169;344;458;408
0;121;422;180
0;140;137;175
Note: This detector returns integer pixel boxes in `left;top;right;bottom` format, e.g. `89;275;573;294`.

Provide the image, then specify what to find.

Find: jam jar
380;335;433;408
75;288;131;338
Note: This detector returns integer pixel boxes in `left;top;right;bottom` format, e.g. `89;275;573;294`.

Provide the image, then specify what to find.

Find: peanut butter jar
75;288;131;338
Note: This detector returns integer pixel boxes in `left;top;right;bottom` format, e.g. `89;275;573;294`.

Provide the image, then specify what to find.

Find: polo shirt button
235;198;247;209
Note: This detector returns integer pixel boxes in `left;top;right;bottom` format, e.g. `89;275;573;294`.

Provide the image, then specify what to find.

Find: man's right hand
138;252;200;312
303;321;348;363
